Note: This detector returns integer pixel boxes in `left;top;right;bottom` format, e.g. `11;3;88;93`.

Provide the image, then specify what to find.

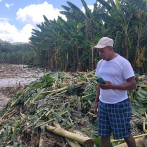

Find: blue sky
0;0;96;43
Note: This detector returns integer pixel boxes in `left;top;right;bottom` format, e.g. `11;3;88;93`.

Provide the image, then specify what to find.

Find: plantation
0;0;146;73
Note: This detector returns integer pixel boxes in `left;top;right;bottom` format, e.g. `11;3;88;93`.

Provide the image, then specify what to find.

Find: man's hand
99;81;113;89
99;77;136;90
94;101;98;115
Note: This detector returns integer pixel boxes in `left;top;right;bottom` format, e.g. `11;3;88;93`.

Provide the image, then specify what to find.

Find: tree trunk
53;122;81;147
46;126;94;147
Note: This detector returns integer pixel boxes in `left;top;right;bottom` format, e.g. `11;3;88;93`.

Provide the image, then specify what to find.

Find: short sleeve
122;60;135;80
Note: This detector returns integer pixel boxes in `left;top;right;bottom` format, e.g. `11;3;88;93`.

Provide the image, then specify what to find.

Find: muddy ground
0;64;48;109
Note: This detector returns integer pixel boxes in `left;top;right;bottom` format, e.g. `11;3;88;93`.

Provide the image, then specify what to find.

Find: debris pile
0;72;146;146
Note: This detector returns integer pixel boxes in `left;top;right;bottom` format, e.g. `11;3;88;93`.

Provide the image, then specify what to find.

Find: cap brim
94;44;106;49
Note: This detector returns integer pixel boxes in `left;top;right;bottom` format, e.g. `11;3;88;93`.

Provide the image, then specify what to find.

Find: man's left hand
99;81;113;89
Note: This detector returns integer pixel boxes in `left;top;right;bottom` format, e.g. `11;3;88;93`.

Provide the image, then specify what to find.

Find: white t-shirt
95;54;135;104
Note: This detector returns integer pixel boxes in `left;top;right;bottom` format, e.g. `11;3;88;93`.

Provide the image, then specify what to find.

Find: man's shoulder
96;59;104;69
97;59;103;65
117;55;130;64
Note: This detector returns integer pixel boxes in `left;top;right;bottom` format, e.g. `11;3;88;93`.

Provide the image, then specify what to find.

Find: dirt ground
0;64;48;109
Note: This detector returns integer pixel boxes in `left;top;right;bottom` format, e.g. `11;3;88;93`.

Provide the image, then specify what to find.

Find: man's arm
100;76;136;90
94;84;100;114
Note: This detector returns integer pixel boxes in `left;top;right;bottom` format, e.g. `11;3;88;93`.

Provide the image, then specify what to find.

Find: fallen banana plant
0;72;146;146
46;125;94;147
53;122;81;147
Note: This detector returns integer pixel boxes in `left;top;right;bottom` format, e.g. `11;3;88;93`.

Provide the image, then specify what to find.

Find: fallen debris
0;71;146;146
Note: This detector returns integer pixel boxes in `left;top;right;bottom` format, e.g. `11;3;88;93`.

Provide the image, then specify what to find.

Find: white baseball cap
94;37;114;48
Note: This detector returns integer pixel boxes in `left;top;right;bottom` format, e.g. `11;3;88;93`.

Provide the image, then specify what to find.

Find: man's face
98;47;112;61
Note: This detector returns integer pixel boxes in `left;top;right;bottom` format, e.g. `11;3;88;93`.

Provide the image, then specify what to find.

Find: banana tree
96;0;147;69
60;0;104;70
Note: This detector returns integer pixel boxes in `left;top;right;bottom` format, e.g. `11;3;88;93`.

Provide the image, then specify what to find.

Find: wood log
46;125;94;147
53;122;81;147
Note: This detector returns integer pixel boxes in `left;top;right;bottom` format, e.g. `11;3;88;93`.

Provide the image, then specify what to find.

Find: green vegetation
0;40;38;66
0;72;146;146
0;0;146;73
30;0;147;73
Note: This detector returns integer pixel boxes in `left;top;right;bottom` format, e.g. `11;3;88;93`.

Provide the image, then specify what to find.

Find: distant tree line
0;40;38;66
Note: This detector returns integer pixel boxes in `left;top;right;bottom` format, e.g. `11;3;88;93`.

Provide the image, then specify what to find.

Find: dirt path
0;64;48;110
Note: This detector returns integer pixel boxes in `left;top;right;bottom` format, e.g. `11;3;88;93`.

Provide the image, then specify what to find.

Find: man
93;37;136;147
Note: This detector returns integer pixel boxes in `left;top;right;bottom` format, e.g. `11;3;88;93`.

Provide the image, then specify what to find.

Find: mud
0;64;48;109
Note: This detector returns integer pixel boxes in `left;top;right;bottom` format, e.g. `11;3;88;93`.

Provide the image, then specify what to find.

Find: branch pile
0;71;97;146
0;72;146;146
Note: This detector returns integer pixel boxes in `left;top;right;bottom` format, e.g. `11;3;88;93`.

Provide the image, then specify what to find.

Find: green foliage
0;72;146;146
28;0;147;73
0;40;38;65
81;81;97;112
1;0;147;73
129;75;147;117
41;74;54;86
34;82;44;89
93;137;101;147
0;72;97;146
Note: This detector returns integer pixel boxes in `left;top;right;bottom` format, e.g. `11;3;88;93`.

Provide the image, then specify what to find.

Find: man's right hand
94;101;98;115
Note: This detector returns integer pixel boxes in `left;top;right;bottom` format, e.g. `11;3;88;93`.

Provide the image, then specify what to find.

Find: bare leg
124;135;136;147
101;136;110;147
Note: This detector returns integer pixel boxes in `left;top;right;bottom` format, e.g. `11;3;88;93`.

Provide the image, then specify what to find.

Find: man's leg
124;135;136;147
101;136;110;147
98;101;111;147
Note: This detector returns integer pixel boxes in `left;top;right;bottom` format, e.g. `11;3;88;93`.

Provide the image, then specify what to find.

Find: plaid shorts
98;99;132;139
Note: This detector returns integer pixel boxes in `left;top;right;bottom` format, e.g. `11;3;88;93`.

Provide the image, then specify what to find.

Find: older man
94;37;136;147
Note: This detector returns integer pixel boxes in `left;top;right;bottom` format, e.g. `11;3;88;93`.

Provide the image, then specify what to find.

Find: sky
0;0;96;43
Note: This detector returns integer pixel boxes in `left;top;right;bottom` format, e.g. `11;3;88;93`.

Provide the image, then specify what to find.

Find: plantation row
0;0;147;73
30;0;147;72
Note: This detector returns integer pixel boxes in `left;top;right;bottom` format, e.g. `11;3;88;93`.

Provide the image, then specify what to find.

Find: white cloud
0;18;9;22
16;1;66;25
0;21;34;43
0;2;66;43
0;0;2;2
5;3;14;9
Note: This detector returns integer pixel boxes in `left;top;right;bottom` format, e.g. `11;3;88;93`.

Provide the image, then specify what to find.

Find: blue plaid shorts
98;99;132;139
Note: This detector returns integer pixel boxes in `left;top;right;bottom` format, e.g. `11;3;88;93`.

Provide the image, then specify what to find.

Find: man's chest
98;62;123;78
